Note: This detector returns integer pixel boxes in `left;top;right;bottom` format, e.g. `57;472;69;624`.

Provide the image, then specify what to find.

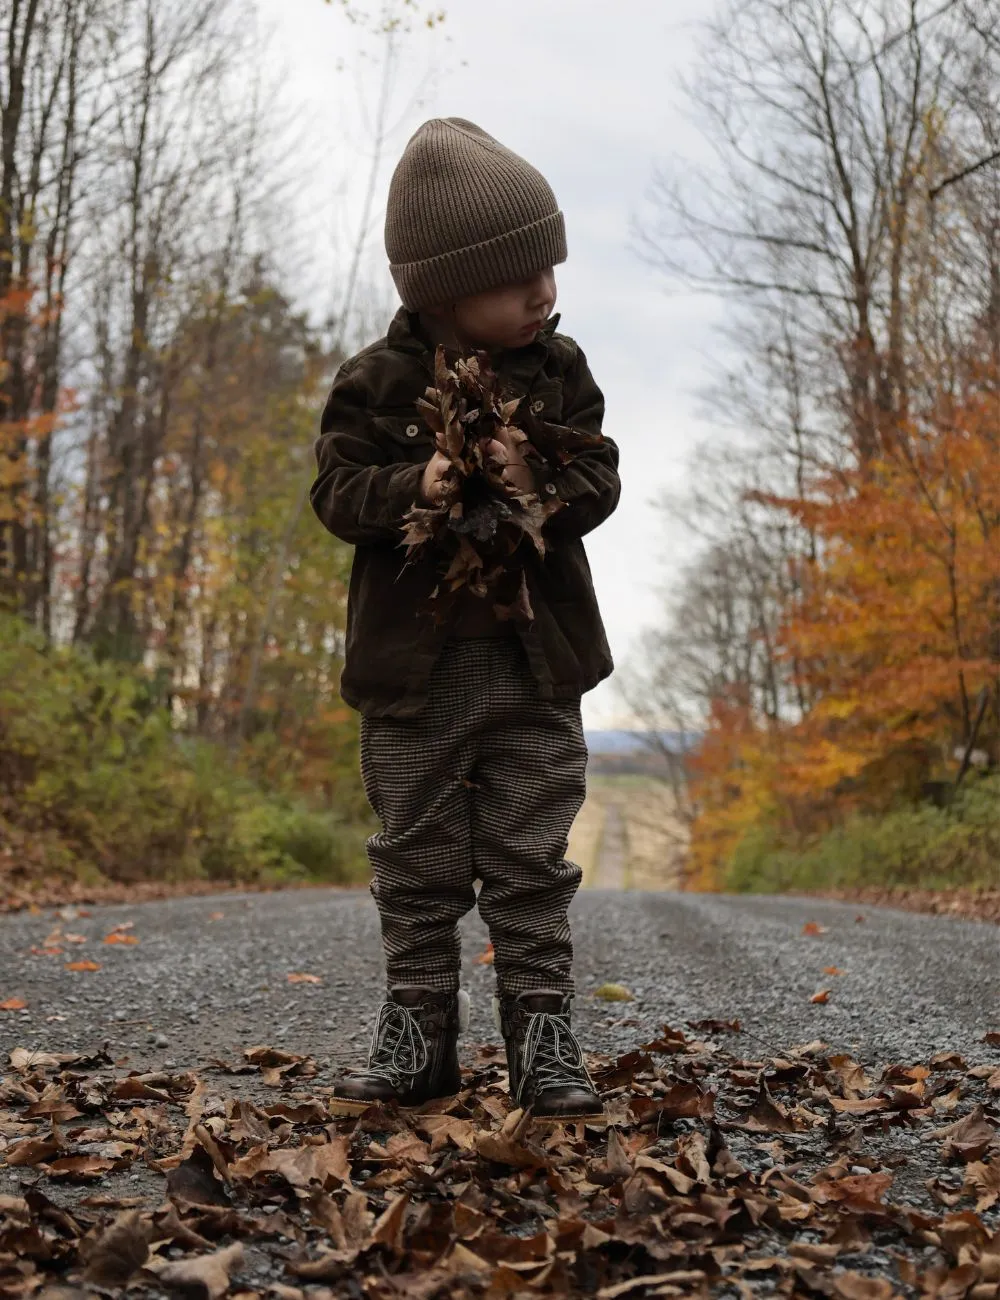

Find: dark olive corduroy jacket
310;308;620;718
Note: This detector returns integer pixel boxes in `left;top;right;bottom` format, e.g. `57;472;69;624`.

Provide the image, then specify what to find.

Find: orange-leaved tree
688;361;999;882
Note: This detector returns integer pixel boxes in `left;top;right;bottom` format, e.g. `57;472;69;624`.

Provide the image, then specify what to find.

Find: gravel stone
0;888;995;1075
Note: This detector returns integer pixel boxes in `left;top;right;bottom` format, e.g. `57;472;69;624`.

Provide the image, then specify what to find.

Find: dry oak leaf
81;1209;150;1287
103;932;138;945
475;1107;550;1169
4;1134;64;1166
145;1241;243;1299
229;1137;352;1189
813;1171;894;1211
286;973;322;984
733;1081;801;1133
827;1054;874;1098
45;1155;116;1179
811;989;831;1004
938;1105;998;1162
831;1271;895;1300
10;1047;61;1070
65;959;101;971
597;1272;709;1299
802;921;827;936
964;1158;1000;1212
474;941;494;964
413;1113;477;1153
0;997;26;1011
827;1095;890;1116
640;1024;694;1054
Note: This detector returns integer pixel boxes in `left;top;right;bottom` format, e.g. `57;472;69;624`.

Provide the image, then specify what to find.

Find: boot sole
529;1108;608;1126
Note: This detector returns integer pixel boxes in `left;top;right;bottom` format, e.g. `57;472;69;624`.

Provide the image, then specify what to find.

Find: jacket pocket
521;381;564;423
371;414;435;461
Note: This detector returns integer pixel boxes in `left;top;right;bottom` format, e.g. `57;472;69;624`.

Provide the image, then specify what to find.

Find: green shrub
724;775;1000;894
0;612;370;888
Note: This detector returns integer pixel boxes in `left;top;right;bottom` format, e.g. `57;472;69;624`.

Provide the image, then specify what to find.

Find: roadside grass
724;774;1000;895
0;612;372;900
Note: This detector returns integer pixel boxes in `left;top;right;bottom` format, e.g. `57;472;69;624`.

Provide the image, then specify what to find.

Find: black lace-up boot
329;985;469;1115
494;989;604;1122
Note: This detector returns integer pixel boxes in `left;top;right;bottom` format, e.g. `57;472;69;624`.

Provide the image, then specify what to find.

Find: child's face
427;268;557;351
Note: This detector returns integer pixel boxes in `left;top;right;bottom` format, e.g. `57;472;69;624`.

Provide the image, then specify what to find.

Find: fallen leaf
823;967;845;976
0;996;27;1011
811;989;831;1004
146;1242;243;1298
964;1156;1000;1211
592;983;634;1002
827;1054;873;1098
734;1081;801;1132
475;941;495;965
103;932;139;945
802;921;827;936
230;1137;352;1189
286;973;322;984
939;1105;997;1162
10;1046;61;1070
65;960;101;971
5;1135;64;1165
832;1271;895;1300
45;1155;116;1179
81;1210;150;1287
828;1095;889;1115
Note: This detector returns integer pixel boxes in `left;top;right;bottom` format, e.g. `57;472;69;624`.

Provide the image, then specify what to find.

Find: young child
310;118;620;1121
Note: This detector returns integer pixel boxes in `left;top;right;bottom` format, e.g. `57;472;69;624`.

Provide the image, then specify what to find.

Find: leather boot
329;985;469;1115
494;989;604;1122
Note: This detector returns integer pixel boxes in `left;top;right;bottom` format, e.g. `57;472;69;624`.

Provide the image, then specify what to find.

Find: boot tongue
389;985;438;1008
517;989;568;1014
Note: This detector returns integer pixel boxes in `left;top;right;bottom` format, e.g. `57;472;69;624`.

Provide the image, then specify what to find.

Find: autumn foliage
688;365;1000;888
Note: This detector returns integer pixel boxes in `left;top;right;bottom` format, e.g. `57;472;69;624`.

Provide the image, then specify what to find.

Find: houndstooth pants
360;638;588;997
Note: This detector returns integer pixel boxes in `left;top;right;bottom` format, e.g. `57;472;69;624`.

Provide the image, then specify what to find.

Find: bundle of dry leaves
2;1022;999;1298
400;347;603;621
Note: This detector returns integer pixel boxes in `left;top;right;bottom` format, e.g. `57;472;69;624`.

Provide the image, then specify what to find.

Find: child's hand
420;450;454;505
489;429;534;494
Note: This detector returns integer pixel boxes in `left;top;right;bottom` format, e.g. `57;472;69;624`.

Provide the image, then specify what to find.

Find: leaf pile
1;1026;999;1298
400;346;598;621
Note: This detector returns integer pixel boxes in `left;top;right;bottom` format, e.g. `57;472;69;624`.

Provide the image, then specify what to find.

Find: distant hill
584;729;700;756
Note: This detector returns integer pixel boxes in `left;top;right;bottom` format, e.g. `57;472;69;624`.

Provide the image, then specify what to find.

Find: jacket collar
385;307;559;393
386;307;560;361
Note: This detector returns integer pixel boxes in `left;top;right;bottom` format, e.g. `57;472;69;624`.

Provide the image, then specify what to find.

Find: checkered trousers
360;638;588;997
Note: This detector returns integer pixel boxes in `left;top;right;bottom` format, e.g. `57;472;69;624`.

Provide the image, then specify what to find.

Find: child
310;118;620;1121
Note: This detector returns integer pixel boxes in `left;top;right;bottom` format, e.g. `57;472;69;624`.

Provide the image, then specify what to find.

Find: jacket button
530;400;545;414
544;482;558;495
405;424;420;437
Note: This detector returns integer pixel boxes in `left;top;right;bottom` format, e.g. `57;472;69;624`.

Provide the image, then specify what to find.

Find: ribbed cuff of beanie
391;210;567;311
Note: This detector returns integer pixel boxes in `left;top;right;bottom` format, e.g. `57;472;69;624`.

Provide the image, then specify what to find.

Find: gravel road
1;888;996;1074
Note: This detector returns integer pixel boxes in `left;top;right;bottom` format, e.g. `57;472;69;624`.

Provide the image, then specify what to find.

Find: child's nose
527;269;555;310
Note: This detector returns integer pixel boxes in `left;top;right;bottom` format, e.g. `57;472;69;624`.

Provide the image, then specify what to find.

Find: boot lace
362;1001;429;1089
518;1011;595;1100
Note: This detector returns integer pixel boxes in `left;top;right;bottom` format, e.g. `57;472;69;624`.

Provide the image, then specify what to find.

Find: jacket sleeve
310;360;425;546
533;344;621;540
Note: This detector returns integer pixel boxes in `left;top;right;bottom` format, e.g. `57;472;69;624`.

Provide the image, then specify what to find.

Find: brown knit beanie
384;117;567;311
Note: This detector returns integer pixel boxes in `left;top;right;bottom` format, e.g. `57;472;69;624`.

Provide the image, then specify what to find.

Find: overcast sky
255;0;730;726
